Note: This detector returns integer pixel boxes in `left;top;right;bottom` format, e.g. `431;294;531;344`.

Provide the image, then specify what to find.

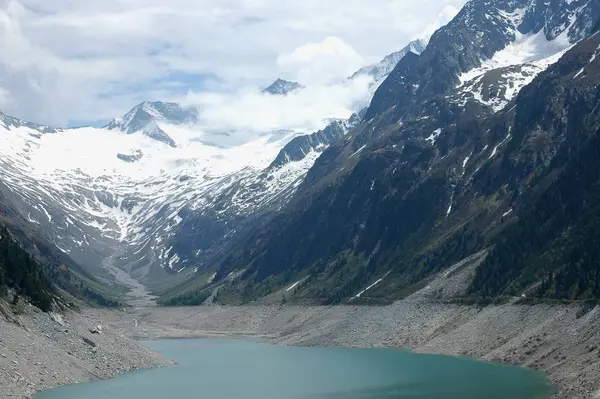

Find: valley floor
3;258;600;399
100;254;600;399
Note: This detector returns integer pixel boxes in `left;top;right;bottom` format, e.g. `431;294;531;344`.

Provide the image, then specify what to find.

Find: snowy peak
106;101;197;146
451;0;598;112
516;0;597;42
142;121;177;148
269;114;359;169
261;79;304;95
350;39;427;83
0;110;60;134
368;0;600;120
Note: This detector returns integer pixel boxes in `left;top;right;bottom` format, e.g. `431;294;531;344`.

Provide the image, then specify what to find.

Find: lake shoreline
0;301;173;399
4;262;600;399
35;336;557;399
2;300;599;399
95;300;600;399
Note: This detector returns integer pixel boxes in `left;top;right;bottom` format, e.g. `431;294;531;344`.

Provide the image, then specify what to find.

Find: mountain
0;188;122;308
6;0;597;308
161;0;600;305
0;33;422;303
0;89;364;303
1;111;61;134
366;0;597;120
0;224;57;311
106;101;198;147
261;79;304;95
350;39;427;84
270;113;364;169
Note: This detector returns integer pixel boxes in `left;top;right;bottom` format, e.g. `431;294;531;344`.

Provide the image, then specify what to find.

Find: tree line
0;226;56;311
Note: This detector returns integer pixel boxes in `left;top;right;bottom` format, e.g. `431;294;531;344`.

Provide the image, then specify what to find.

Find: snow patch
352;272;390;299
286;280;301;292
459;30;572;85
426;129;442;144
349;145;367;158
490;134;512;159
168;254;180;270
457;24;575;112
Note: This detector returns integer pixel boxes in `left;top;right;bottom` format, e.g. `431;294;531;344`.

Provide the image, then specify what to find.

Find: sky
0;0;466;129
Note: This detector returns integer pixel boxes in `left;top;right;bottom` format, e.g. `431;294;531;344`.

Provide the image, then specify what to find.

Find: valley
3;256;600;399
3;0;600;398
3;0;600;308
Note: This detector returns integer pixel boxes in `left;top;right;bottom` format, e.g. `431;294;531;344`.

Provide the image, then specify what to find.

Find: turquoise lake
35;338;555;399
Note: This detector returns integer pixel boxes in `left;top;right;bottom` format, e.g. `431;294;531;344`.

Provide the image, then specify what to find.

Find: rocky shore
94;301;599;399
0;302;172;399
2;256;600;399
97;255;600;399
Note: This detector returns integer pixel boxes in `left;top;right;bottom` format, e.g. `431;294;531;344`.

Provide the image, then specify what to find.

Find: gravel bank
0;302;172;399
96;302;600;399
95;254;600;399
3;252;600;399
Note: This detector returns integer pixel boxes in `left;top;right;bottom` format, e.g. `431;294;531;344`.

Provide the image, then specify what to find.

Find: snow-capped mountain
8;0;593;306
0;89;363;299
186;0;600;306
350;39;427;84
106;101;198;147
369;0;598;120
447;0;596;113
262;79;304;95
0;33;419;301
1;110;61;134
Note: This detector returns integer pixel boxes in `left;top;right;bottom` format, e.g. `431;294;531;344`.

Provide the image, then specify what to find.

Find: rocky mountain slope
262;79;304;95
0;43;417;302
351;39;427;85
4;0;599;308
172;0;600;305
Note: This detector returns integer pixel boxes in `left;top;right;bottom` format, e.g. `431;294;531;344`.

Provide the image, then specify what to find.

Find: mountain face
350;39;427;85
262;79;304;95
0;83;369;301
366;0;598;121
6;0;600;307
163;0;600;305
106;101;198;147
1;111;61;135
270;114;363;169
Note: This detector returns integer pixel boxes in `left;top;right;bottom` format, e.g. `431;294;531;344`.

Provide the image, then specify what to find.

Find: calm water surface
35;338;555;399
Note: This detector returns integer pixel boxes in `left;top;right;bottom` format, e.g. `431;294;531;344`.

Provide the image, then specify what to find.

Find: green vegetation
159;288;211;306
471;128;600;300
0;226;56;311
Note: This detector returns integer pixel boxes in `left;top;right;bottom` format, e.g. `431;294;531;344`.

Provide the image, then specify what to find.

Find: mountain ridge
261;79;304;95
350;39;427;84
5;0;599;307
162;0;600;306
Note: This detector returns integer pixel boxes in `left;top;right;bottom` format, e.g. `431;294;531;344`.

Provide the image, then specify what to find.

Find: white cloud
419;5;461;41
0;87;10;109
277;37;363;85
0;0;467;127
182;76;373;146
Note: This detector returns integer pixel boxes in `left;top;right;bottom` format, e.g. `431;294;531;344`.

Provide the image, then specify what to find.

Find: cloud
277;37;363;85
0;87;10;109
183;76;374;147
0;0;467;127
418;5;461;40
